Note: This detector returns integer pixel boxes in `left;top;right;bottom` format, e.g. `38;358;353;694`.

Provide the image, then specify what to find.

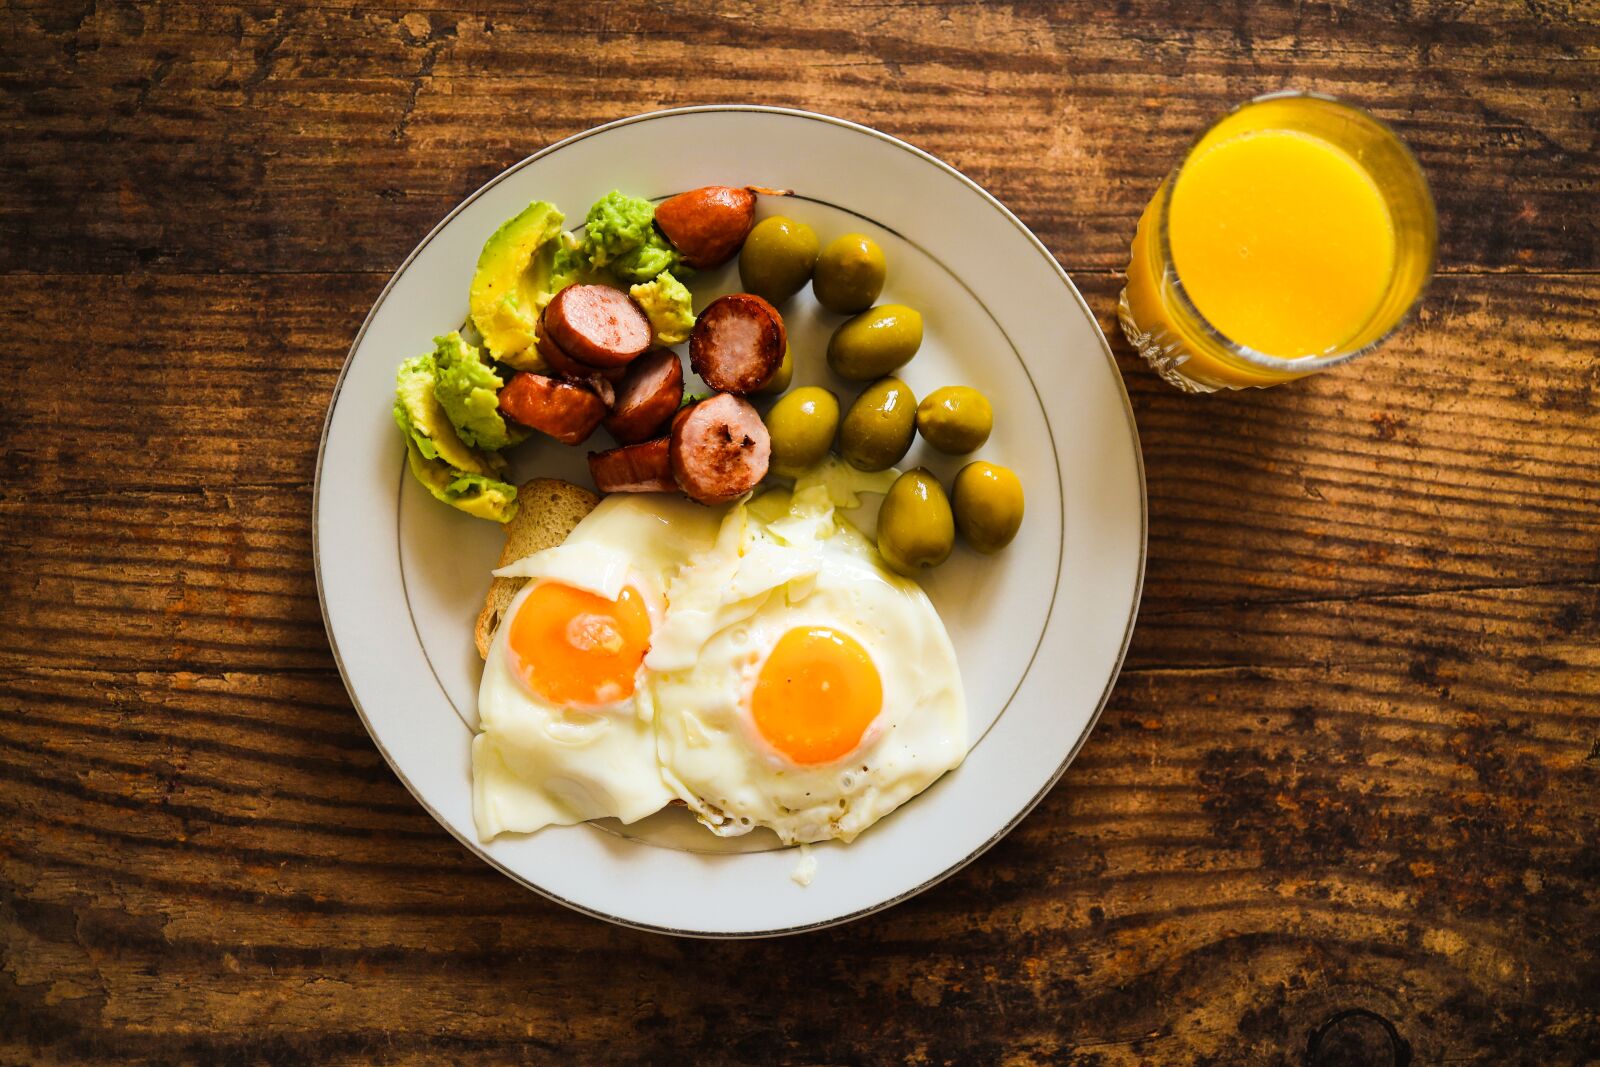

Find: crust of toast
474;478;600;659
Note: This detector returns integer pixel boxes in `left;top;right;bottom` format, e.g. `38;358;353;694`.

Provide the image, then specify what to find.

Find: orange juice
1120;93;1435;392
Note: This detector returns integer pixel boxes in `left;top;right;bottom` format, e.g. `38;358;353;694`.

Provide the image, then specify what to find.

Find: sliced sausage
669;393;771;505
588;437;675;494
603;349;684;445
543;284;652;369
537;306;625;383
689;293;786;395
499;373;608;446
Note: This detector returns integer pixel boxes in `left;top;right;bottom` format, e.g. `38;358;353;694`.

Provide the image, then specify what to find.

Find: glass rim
1155;89;1438;374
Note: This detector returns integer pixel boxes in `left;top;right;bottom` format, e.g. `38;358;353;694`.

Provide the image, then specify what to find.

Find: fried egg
648;467;968;845
472;494;720;840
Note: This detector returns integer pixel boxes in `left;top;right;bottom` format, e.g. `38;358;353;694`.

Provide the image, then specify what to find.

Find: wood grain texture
3;1;1596;276
3;2;1598;1064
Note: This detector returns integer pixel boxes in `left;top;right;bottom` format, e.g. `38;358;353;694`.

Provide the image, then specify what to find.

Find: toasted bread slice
474;478;599;659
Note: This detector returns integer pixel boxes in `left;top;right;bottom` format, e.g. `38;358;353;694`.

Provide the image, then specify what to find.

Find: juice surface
1168;129;1396;358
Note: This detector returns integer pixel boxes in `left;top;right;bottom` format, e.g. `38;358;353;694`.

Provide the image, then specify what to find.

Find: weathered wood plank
1;2;1595;276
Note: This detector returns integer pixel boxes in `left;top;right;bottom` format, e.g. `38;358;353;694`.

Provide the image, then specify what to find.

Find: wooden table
5;3;1596;1062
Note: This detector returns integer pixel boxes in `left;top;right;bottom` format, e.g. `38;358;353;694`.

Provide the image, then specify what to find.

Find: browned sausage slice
603;349;684;445
543;284;652;369
499;373;608;446
669;393;771;505
588;437;675;494
688;294;786;394
537;305;626;383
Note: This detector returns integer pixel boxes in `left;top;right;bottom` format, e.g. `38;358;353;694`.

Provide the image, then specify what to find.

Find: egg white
472;494;721;841
648;473;968;845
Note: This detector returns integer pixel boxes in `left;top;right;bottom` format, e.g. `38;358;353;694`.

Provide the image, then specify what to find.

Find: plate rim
312;104;1148;938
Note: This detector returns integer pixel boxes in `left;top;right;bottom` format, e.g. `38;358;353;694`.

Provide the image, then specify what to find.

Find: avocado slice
394;353;503;478
405;440;519;524
580;191;684;285
430;331;529;451
469;201;564;370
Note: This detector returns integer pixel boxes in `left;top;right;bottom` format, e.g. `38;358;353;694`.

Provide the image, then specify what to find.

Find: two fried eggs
472;463;968;848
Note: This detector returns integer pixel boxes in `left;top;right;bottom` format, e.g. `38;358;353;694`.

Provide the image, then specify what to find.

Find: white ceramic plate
315;106;1145;937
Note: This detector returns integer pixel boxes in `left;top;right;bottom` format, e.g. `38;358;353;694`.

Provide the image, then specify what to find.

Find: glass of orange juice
1120;91;1436;392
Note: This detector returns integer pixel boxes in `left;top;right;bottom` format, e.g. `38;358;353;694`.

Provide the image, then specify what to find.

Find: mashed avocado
581;191;684;285
431;332;528;451
548;232;602;293
469;200;565;370
395;353;516;522
394;354;501;476
630;271;695;346
405;441;519;523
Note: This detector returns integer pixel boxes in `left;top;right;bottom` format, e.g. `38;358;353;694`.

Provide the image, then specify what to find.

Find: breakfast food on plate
766;386;840;477
916;385;993;455
430;332;530;451
669;393;771;505
577;190;685;284
653;185;762;269
688;293;787;394
385;181;1035;866
474;479;600;658
601;349;685;444
826;303;924;381
541;283;653;368
588;437;676;494
473;493;722;837
391;183;1026;568
649;473;965;844
952;461;1025;553
840;377;917;472
739;215;820;304
813;232;886;313
628;272;695;346
877;468;956;576
534;309;619;383
394;345;519;523
754;344;794;396
498;373;608;446
469;200;565;369
472;465;966;844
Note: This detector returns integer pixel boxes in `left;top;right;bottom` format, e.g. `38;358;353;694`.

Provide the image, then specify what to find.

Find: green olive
826;305;923;381
813;233;886;313
952;461;1024;553
739;216;820;305
877;468;955;576
916;386;993;454
755;344;794;396
840;378;916;472
765;386;839;477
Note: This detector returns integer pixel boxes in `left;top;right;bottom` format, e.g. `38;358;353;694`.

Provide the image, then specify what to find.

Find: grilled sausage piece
543;284;652;369
603;349;684;445
688;293;787;395
653;186;758;269
669;393;771;505
499;373;608;446
537;306;626;382
588;437;676;494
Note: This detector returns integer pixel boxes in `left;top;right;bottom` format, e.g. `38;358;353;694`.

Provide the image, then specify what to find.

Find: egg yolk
751;627;883;765
508;582;651;708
